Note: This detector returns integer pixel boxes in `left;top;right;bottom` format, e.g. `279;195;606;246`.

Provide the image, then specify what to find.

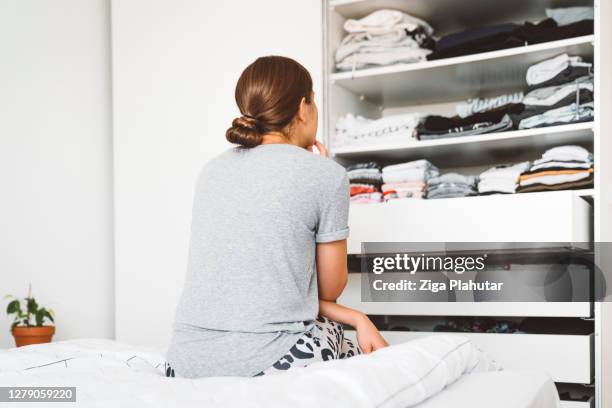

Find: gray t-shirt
167;143;349;378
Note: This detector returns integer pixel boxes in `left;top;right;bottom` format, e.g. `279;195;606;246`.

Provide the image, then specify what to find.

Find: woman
166;56;387;378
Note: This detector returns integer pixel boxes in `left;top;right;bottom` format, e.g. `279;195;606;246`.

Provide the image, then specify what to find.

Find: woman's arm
316;239;388;353
319;300;388;353
316;240;348;302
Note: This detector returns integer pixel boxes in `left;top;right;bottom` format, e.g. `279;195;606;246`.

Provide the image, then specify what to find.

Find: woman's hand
308;140;328;157
355;313;389;353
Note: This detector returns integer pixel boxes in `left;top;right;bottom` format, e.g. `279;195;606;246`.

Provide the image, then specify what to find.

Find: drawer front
345;330;593;384
338;274;592;317
560;398;594;408
347;191;591;254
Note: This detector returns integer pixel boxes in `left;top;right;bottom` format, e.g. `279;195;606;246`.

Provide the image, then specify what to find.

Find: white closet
322;1;612;407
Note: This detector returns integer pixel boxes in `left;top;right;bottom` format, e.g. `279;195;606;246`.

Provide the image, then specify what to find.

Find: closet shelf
329;0;593;35
575;188;594;197
333;122;593;166
330;35;594;107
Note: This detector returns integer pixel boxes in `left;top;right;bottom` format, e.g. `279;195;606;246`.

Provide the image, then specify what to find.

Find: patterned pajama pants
164;316;361;378
255;315;361;376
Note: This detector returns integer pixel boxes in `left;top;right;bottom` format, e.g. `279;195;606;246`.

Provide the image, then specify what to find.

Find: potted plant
5;285;55;347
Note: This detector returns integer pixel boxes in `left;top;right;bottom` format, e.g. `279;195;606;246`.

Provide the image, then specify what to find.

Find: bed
0;335;560;408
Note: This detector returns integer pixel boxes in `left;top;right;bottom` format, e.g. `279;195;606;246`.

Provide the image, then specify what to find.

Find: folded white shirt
525;53;587;86
344;9;433;36
540;145;593;162
382;168;438;184
336;47;431;70
334;113;423;148
479;162;531;181
478;179;518;194
382;159;436;173
335;31;421;63
530;160;592;171
546;7;594;26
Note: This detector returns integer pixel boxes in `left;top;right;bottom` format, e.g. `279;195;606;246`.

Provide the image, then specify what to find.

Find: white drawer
338;273;592;317
345;330;593;384
560;398;594;408
347;191;591;254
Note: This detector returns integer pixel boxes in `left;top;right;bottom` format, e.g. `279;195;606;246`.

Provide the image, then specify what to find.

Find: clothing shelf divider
332;122;594;165
330;35;594;107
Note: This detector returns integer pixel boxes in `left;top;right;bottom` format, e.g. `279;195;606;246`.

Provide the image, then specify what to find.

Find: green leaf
34;308;55;326
26;297;38;314
45;309;54;323
35;309;44;326
6;300;21;315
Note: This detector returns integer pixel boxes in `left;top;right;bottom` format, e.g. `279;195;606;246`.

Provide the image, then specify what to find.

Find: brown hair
226;56;313;148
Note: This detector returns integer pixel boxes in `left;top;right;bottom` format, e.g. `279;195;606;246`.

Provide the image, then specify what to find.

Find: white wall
111;0;323;347
0;0;114;348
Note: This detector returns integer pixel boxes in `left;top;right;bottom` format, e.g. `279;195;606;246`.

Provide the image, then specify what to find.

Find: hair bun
226;115;263;148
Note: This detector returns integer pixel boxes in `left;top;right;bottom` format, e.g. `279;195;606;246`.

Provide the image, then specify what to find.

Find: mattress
0;337;559;408
419;370;560;408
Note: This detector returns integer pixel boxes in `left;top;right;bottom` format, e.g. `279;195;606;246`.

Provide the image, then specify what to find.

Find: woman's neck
260;131;297;146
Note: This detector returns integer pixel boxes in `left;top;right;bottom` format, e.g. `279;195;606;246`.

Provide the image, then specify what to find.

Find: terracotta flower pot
12;326;55;347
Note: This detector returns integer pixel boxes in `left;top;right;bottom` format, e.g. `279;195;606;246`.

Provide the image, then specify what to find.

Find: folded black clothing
428;23;522;60
408;26;436;50
513;18;593;45
527;64;593;92
418;103;524;134
345;162;381;172
427;18;593;61
434;23;518;52
348;177;382;187
519;317;593;335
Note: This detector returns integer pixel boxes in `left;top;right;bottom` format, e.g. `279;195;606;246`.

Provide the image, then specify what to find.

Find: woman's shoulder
293;148;348;187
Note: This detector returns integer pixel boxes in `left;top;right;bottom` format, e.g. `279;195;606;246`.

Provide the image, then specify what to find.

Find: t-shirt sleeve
315;172;350;243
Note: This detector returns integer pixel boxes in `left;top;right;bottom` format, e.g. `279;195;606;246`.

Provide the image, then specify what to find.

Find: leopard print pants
163;316;361;378
254;315;361;376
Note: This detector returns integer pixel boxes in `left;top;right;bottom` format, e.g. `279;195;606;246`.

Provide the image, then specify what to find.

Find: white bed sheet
418;370;561;408
0;336;498;408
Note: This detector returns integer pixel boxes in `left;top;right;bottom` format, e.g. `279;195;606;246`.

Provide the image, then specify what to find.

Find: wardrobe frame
322;1;612;407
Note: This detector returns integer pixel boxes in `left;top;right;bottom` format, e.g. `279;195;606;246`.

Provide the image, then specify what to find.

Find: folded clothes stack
415;104;522;141
478;162;531;195
347;162;383;203
335;9;435;71
381;159;439;201
455;92;524;118
427;173;477;199
333;112;423;149
427;7;593;60
515;53;594;129
517;145;594;193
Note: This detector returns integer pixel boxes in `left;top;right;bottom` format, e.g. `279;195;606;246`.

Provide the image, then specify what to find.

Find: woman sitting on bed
166;56;388;378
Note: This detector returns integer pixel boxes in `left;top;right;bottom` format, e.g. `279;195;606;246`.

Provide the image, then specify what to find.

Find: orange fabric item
350;185;377;196
519;168;593;182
